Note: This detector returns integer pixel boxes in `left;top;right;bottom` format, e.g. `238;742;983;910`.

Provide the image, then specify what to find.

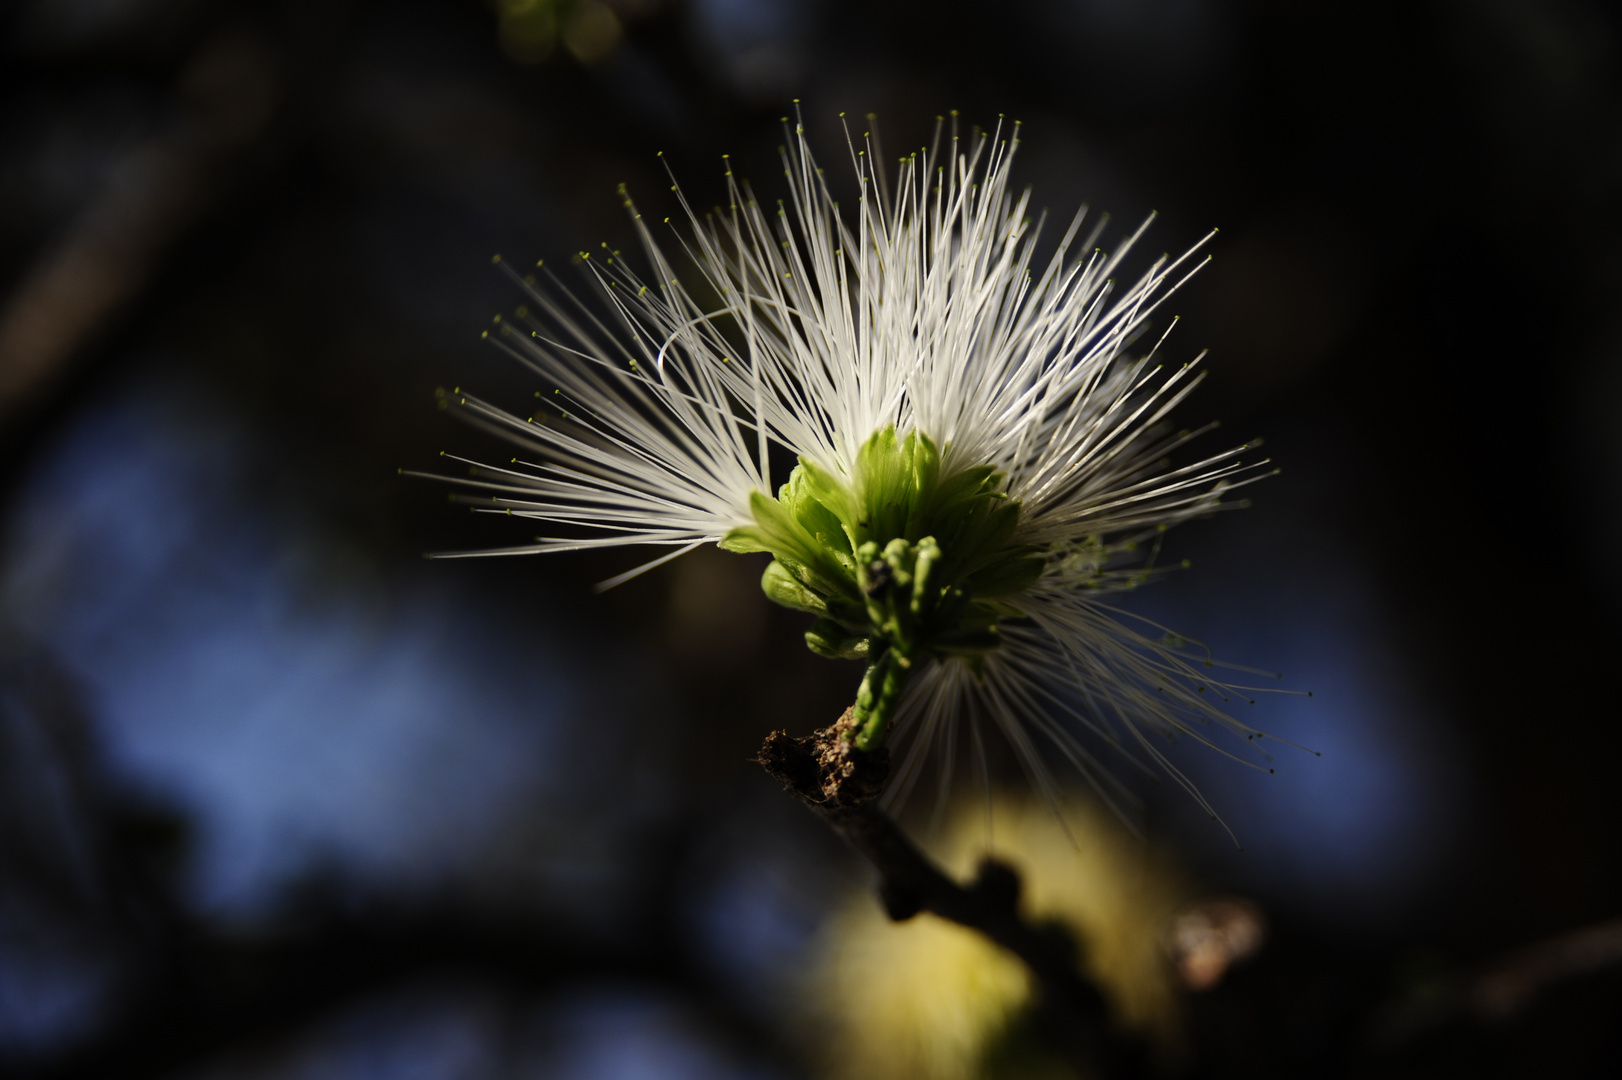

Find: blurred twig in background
0;32;280;428
1371;913;1622;1050
1473;915;1622;1018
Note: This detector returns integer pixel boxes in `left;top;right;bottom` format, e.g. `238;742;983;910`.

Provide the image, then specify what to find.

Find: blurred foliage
494;0;663;65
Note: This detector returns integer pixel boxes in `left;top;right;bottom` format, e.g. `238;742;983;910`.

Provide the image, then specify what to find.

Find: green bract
720;427;1044;751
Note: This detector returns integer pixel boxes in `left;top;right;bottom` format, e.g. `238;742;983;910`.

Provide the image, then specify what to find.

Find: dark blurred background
1;0;1620;1076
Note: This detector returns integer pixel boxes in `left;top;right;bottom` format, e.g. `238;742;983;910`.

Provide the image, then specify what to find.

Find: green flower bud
731;425;1072;751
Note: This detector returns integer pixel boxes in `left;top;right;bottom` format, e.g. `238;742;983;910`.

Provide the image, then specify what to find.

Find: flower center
720;427;1044;750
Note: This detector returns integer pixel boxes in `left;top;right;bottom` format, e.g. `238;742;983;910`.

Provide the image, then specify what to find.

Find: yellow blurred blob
810;796;1190;1080
817;906;1030;1080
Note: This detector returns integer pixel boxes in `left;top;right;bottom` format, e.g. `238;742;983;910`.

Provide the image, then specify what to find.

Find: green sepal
720;491;856;599
976;596;1031;618
964;547;1045;598
805;618;870;659
928;486;1021;581
852;427;907;543
929;624;1002;655
717;529;772;555
788;456;860;549
861;428;943;543
823;595;871;628
777;464;855;559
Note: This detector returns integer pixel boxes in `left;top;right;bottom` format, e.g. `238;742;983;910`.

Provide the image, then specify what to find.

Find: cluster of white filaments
419;110;1301;826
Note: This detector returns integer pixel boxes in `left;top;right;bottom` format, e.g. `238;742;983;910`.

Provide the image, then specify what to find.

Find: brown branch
757;708;1146;1079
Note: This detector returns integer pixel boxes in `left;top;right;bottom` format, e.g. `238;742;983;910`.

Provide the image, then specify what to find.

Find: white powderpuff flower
418;111;1297;823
